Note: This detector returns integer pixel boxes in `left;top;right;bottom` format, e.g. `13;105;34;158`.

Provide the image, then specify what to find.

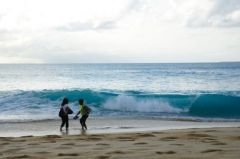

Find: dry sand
0;127;240;159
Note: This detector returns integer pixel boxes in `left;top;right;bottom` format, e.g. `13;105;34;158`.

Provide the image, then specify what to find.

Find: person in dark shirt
59;98;73;131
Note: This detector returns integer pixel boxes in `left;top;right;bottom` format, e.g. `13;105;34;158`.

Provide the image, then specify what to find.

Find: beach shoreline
0;126;240;159
1;118;240;137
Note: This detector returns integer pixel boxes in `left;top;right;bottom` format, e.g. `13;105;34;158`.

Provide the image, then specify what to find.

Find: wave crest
103;95;184;113
0;89;240;121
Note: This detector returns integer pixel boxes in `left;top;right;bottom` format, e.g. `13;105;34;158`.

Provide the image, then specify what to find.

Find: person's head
61;97;69;106
79;99;84;105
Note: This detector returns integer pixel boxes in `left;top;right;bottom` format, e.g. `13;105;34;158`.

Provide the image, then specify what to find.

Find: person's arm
66;106;73;114
73;111;80;119
76;111;80;116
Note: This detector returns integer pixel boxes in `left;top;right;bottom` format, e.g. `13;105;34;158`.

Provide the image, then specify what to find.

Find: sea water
0;63;240;122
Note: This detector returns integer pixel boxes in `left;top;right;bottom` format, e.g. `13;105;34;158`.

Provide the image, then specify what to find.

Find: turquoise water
0;63;239;121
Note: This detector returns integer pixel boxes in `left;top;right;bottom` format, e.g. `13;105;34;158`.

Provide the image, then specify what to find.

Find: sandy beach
0;127;240;159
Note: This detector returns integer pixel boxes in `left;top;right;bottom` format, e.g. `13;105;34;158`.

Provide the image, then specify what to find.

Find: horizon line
0;61;240;64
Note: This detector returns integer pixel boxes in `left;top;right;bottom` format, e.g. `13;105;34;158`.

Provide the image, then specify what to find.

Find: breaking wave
0;89;239;122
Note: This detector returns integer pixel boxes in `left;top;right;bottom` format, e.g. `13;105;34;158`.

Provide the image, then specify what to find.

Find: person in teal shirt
74;99;91;130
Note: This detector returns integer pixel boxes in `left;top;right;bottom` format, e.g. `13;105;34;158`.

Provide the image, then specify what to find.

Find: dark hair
61;98;69;106
79;99;84;104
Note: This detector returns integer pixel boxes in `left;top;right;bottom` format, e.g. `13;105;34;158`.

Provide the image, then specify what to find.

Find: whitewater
0;63;240;122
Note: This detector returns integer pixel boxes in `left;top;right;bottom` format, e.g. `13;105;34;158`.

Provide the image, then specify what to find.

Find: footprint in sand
6;155;31;159
156;151;176;155
76;144;91;147
201;138;218;143
56;146;72;149
90;134;105;138
170;143;184;146
62;142;75;146
21;135;33;138
0;142;10;145
160;136;178;141
136;133;155;137
201;149;223;153
27;143;40;145
106;150;126;154
133;142;148;145
187;133;213;138
228;136;240;140
14;139;26;142
116;136;135;141
40;140;56;144
96;143;110;146
87;137;102;141
43;135;62;138
44;140;57;143
57;153;79;156
35;151;51;154
204;130;218;132
95;155;110;159
3;148;24;153
152;132;165;134
212;142;227;145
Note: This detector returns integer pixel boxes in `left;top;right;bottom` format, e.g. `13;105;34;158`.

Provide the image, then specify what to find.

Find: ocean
0;63;240;122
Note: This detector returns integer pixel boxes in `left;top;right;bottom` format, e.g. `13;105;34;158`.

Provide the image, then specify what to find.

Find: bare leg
60;117;66;131
80;118;84;129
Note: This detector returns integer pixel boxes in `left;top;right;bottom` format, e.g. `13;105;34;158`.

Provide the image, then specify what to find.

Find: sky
0;0;240;63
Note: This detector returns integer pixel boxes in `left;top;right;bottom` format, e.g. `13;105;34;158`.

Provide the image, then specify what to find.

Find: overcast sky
0;0;240;63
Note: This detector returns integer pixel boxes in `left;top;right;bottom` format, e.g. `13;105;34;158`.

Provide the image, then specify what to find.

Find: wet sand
1;118;240;137
0;127;240;159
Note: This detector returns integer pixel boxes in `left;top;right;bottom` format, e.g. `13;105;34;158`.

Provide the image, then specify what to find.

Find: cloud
55;20;116;32
96;21;116;30
0;29;10;41
127;0;240;28
54;0;141;32
0;0;240;63
172;0;240;28
0;56;42;63
123;0;143;13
